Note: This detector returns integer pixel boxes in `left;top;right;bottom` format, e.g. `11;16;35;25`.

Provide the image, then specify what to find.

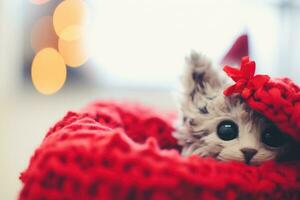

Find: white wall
281;3;300;83
0;0;23;98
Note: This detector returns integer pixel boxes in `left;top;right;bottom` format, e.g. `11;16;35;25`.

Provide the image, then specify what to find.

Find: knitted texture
224;57;300;141
19;101;300;200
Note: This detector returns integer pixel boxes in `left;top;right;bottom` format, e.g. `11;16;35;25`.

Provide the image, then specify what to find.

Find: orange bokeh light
31;16;58;53
31;48;67;95
53;0;89;41
58;37;89;67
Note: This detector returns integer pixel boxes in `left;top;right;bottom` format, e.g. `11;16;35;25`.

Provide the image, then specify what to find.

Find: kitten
174;52;300;165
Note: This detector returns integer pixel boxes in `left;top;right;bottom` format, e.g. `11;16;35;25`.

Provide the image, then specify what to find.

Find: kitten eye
217;120;239;141
261;127;286;148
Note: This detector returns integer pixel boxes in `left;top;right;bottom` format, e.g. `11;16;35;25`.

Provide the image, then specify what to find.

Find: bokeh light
30;0;90;95
31;16;58;52
30;0;51;5
53;0;89;41
31;48;67;95
59;25;84;42
58;37;89;67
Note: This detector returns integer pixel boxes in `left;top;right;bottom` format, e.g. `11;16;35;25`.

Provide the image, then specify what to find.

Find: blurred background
1;0;300;199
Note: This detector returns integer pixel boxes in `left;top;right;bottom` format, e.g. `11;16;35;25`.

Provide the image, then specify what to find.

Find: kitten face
175;52;299;164
178;93;291;164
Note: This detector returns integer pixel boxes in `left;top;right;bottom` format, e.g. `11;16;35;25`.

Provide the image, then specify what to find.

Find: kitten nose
240;148;258;164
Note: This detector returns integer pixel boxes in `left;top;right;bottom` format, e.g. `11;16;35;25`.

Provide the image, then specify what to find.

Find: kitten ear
181;51;223;100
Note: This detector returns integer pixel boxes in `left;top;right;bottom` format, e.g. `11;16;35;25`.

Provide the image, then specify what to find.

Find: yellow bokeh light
58;37;89;67
53;0;89;41
59;25;84;42
31;16;58;53
31;48;67;95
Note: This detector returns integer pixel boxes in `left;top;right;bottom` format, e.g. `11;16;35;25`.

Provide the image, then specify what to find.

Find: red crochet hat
223;57;300;141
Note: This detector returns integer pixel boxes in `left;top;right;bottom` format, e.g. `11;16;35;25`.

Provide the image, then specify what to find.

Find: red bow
223;57;270;98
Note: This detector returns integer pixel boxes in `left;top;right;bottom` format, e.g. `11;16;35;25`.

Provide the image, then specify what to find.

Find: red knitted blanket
19;101;300;200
